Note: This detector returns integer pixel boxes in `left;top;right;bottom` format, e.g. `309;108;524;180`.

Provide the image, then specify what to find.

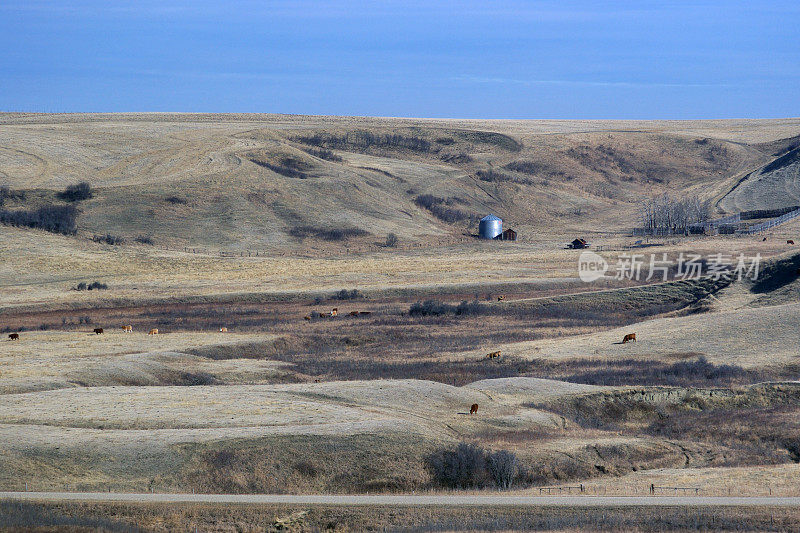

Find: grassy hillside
2;114;798;251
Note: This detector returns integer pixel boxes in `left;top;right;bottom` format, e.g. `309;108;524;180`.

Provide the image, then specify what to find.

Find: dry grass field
2;114;800;530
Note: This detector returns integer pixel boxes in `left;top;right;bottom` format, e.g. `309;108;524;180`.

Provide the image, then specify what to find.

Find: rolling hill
2;113;798;251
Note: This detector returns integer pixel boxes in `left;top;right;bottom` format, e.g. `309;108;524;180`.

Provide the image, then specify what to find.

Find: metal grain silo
479;214;502;239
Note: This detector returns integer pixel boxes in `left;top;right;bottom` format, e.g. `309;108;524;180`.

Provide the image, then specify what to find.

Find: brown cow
349;311;359;316
219;327;228;333
486;350;501;359
470;403;479;415
93;328;104;335
331;308;338;317
304;315;311;321
121;325;132;333
148;328;159;335
8;333;19;341
788;240;795;245
497;295;505;301
622;333;636;344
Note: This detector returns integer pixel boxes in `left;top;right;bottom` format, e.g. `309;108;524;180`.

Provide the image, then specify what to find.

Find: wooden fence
538;484;585;494
650;485;701;495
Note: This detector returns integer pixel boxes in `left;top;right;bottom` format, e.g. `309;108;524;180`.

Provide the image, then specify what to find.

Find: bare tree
639;194;709;234
487;450;518;489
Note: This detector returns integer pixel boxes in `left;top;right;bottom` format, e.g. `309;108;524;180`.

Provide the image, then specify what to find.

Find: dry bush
413;194;474;223
289;225;368;241
93;233;125;245
299;146;343;162
426;442;521;490
0;186;25;206
0;204;79;235
57;182;94;202
295;130;433;153
559;356;758;387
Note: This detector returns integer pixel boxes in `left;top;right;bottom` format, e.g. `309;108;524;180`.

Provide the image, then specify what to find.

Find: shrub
487;450;518;489
413;195;474;224
0;204;78;235
384;233;398;247
74;281;108;291
57;182;94;202
93;234;124;245
319;228;368;241
290;226;368;241
335;289;363;300
426;442;487;489
300;147;343;162
503;160;552;175
409;299;486;317
294;461;319;478
295;131;432;153
0;186;25;207
164;196;187;204
135;235;154;245
440;152;472;164
561;356;751;387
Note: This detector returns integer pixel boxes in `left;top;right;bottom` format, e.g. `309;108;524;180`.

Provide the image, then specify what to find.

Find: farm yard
2;113;800;529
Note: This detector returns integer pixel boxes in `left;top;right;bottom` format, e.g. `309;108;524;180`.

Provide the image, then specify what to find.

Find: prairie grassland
496;300;800;368
5;500;800;532
1;220;796;313
0;329;283;393
3;114;800;508
1;113;797;255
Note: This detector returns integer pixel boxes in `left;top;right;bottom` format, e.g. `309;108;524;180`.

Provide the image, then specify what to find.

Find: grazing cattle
622;333;636;344
8;333;19;341
486;350;501;359
497;295;505;301
470;403;479;415
763;237;768;242
331;308;338;317
93;328;104;335
788;240;795;245
304;315;311;321
148;328;159;335
219;327;228;333
121;325;132;333
349;311;359;316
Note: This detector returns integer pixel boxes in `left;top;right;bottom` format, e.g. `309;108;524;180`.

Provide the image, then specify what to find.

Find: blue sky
0;1;798;118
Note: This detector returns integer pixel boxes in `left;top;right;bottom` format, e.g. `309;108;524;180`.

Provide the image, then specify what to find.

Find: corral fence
737;207;800;235
638;205;800;237
740;205;800;220
633;227;689;237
